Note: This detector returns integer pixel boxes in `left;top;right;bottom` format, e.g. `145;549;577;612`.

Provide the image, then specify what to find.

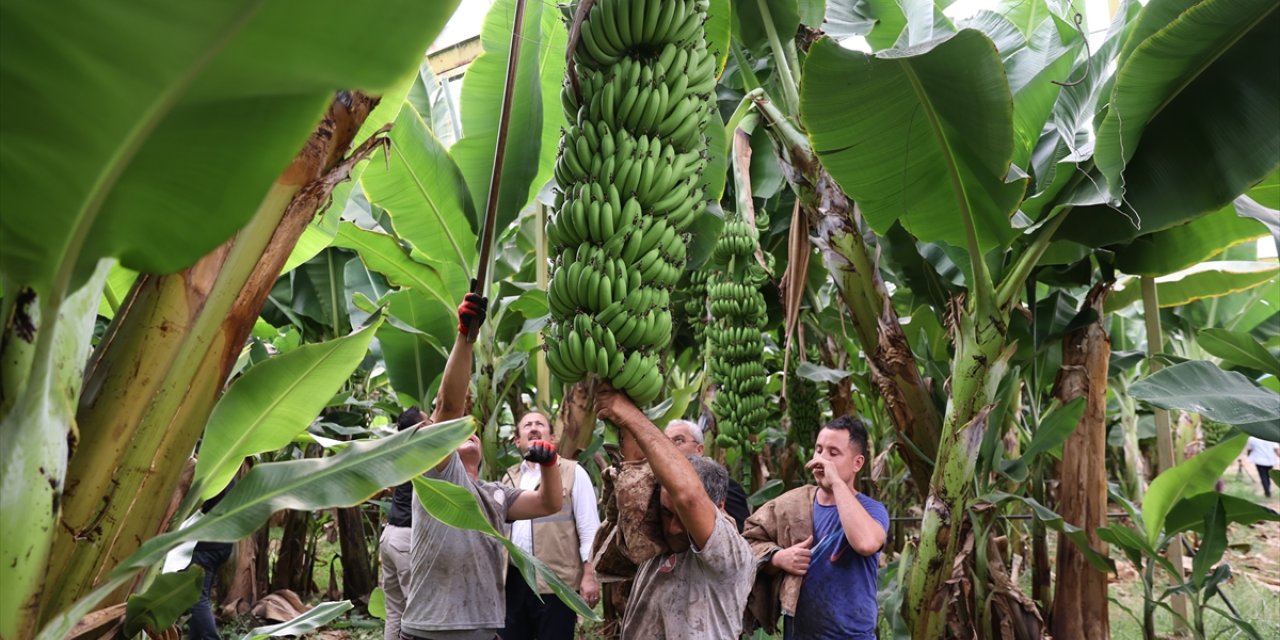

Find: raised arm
595;384;718;548
809;458;886;556
507;440;564;520
429;293;487;424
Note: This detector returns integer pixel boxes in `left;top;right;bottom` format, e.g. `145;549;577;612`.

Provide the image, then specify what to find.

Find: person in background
665;419;751;532
1246;435;1280;498
187;482;235;640
500;411;601;639
402;293;565;640
595;385;756;639
743;416;889;639
380;407;427;640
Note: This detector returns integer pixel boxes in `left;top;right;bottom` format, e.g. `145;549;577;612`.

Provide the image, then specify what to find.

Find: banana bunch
544;0;716;406
681;268;711;345
786;349;822;448
706;211;771;449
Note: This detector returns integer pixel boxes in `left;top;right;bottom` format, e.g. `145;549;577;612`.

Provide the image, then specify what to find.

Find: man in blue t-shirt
744;416;890;639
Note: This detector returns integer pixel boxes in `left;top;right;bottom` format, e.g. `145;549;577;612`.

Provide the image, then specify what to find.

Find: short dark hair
822;415;870;457
688;456;729;505
396;407;427;431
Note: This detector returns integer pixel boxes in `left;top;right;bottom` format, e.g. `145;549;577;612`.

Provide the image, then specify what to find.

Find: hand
456;289;488;334
771;535;813;576
806;457;836;491
594;383;640;426
524;439;558;467
579;570;600;608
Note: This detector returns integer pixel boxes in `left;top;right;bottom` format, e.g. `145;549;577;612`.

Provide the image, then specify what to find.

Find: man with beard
499;411;601;639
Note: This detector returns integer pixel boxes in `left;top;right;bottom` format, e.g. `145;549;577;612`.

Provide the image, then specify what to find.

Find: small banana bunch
707;214;770;448
786;349;822;448
544;0;716;405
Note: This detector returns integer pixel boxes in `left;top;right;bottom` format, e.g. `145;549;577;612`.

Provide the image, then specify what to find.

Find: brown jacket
742;485;818;634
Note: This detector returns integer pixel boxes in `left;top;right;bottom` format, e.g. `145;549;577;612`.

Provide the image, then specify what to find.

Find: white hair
666;419;704;445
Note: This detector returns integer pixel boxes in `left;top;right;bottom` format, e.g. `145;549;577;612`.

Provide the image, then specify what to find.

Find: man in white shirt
1246;436;1280;498
500;411;602;639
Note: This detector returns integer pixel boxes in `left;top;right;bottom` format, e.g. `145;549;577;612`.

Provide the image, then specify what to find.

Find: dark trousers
1259;464;1273;497
498;565;576;640
187;542;233;640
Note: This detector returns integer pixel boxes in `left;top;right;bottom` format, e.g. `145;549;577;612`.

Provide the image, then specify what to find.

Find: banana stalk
37;94;383;622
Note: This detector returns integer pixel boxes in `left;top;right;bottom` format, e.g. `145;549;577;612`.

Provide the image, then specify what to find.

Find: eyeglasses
670;436;689;446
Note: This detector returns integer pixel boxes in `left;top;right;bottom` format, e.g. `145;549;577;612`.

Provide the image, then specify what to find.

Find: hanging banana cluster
544;0;716;405
786;350;822;448
707;215;770;448
681;268;711;345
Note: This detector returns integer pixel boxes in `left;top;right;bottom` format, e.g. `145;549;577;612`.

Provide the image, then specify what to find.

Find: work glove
457;289;489;335
524;439;558;467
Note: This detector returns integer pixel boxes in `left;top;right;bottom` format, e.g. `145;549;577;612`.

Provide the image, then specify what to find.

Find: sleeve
868;498;890;533
691;515;754;578
742;497;783;560
725;479;751;533
571;465;601;562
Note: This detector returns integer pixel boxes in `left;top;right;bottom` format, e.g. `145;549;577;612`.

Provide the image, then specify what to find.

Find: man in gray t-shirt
399;293;565;640
596;385;757;639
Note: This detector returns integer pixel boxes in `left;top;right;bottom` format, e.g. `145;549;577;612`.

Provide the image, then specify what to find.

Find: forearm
614;407;702;503
537;462;564;513
431;334;473;422
833;483;885;556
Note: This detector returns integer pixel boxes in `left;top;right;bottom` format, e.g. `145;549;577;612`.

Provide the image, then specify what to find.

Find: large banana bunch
544;0;716;405
707;216;770;449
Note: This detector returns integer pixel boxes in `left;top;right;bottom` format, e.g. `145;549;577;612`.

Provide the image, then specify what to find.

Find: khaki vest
503;458;582;593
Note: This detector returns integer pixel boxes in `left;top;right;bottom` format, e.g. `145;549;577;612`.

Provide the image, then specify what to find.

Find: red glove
457;292;488;334
524;439;558;467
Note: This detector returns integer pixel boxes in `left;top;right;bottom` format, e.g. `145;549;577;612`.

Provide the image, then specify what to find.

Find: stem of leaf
756;0;800;115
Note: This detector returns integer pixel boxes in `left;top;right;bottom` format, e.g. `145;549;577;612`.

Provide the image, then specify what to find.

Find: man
665;419;750;531
1246;435;1280;499
379;407;426;640
743;416;889;639
500;411;601;640
402;294;565;640
595;385;756;639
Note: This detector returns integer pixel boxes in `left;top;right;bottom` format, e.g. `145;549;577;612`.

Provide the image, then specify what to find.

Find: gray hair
667;419;704;444
688;456;729;505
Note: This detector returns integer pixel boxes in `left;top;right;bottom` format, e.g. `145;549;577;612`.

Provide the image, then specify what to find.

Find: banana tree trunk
336;506;375;607
751;92;942;495
1050;283;1111;639
38;92;383;624
272;509;314;595
907;299;1011;639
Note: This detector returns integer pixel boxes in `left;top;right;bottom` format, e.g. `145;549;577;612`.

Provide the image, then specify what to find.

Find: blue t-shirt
787;492;890;640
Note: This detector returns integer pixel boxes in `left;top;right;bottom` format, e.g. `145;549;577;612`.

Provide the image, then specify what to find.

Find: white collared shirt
509;460;601;562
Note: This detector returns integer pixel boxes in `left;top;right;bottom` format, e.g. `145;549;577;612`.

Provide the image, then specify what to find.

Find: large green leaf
333;222;461;309
1198;328;1280;378
240;601;354;640
37;418;475;640
96;263;140;320
707;0;735;75
193;321;381;499
1140;433;1246;545
123;569;204;638
1129;361;1280;439
1063;0;1279;247
412;477;601;621
529;7;569;200
291;248;350;334
362;107;477;281
824;0;877;39
1164;492;1280;537
802;32;1025;257
449;0;545;234
998;397;1085;481
733;0;801;55
0;0;460;298
1107;261;1279;311
1006;17;1081;169
378;290;452;405
1115;199;1269;276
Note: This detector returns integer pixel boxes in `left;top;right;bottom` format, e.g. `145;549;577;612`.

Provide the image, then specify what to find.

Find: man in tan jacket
500;411;601;639
743;416;889;639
